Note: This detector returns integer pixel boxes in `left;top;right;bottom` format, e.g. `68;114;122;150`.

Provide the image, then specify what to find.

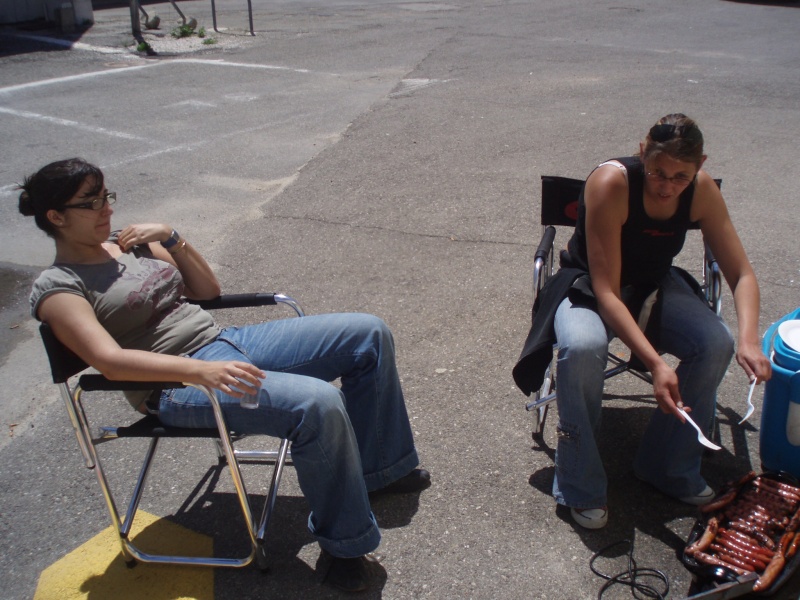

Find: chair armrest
190;293;278;310
535;226;557;262
79;374;184;392
188;292;304;317
533;226;557;302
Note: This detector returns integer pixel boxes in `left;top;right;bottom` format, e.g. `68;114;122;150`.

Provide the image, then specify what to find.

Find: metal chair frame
40;293;302;570
525;175;723;435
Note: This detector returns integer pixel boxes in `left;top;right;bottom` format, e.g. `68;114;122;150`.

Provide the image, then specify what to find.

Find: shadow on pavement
722;0;800;5
97;460;421;597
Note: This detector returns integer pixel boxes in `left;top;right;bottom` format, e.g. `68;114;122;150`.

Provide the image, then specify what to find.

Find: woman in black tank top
542;114;771;530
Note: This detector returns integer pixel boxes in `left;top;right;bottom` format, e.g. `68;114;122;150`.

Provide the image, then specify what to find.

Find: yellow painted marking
34;511;214;600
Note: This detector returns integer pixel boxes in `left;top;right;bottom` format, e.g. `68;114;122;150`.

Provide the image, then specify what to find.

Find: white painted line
0;116;286;197
100;143;203;169
165;99;218;109
0;64;152;95
0;58;333;97
171;58;316;75
0;106;152;142
389;78;450;98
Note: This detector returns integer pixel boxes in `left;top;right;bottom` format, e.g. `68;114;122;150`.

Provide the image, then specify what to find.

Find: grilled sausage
685;517;719;556
717;531;773;563
693;551;749;576
700;489;737;513
786;533;800;559
787;510;800;533
753;554;785;592
740;491;796;516
753;529;778;550
719;529;774;556
710;543;765;571
753;478;800;502
727;471;758;490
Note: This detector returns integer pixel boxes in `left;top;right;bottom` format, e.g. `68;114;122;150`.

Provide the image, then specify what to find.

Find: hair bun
18;189;36;217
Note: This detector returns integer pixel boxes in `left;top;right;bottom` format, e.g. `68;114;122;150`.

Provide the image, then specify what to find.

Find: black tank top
563;156;696;286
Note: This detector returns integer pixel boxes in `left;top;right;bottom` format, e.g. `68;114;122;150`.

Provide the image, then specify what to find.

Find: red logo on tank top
565;201;579;222
642;229;675;237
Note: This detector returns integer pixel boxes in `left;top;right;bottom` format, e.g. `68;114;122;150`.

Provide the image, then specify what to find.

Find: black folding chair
525;176;723;436
40;293;302;570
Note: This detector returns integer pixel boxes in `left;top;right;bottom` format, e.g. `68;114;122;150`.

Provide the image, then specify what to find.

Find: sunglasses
62;191;117;211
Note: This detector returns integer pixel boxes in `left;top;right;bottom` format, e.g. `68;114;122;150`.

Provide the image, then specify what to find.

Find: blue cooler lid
776;320;800;371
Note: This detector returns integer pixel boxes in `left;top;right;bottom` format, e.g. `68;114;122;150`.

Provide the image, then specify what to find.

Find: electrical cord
589;538;670;599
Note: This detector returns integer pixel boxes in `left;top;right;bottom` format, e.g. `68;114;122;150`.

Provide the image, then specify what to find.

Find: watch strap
161;229;180;249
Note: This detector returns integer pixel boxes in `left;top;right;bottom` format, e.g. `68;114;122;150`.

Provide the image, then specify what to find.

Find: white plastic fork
678;407;722;451
738;378;757;425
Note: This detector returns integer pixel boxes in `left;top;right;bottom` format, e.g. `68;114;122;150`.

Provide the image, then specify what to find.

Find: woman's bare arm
693;172;771;382
37;292;263;397
116;223;221;300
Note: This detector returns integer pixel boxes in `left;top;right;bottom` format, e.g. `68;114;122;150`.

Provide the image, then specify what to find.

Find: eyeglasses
645;171;694;186
62;191;117;211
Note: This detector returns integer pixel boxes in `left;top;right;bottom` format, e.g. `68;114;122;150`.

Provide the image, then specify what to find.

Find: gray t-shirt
30;243;221;410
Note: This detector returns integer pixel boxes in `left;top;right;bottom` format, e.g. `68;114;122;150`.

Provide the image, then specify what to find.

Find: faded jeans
157;313;419;558
551;270;734;509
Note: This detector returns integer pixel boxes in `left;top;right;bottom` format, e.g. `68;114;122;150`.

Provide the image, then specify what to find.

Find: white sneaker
570;507;608;529
680;485;715;506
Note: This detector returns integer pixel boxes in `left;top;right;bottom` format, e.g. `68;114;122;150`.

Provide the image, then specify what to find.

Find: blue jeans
157;313;419;558
551;270;734;509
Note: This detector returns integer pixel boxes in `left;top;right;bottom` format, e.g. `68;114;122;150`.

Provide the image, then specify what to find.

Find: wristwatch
161;229;180;250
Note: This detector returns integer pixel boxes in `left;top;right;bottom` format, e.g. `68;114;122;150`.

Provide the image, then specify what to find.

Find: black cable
589;538;670;600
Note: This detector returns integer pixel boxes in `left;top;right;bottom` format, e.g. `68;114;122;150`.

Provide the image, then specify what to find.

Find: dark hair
641;113;704;166
18;158;104;237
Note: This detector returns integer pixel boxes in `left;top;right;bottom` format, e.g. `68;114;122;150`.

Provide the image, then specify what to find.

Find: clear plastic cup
239;376;266;409
240;393;260;409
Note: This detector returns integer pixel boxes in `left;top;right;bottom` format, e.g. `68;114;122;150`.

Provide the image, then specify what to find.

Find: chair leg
529;363;555;438
72;381;291;569
69;385;148;564
203;387;259;553
257;439;291;542
88;436;159;566
121;437;160;538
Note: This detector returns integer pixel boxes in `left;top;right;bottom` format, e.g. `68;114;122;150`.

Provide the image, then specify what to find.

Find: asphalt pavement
1;0;799;598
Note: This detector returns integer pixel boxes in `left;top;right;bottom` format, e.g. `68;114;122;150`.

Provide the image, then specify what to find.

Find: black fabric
513;156;706;396
563;156;696;286
512;267;584;396
511;268;658;396
114;413;220;438
512;266;706;396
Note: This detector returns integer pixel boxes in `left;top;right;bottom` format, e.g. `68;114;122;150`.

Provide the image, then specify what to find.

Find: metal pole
129;0;141;36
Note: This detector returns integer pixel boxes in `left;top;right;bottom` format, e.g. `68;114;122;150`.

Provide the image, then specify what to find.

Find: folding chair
525;175;723;436
40;292;302;570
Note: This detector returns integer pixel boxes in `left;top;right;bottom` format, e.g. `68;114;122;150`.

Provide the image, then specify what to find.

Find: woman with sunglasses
514;114;771;529
18;157;430;592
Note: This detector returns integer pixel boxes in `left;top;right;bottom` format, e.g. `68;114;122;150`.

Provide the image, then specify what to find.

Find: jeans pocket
158;387;178;407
